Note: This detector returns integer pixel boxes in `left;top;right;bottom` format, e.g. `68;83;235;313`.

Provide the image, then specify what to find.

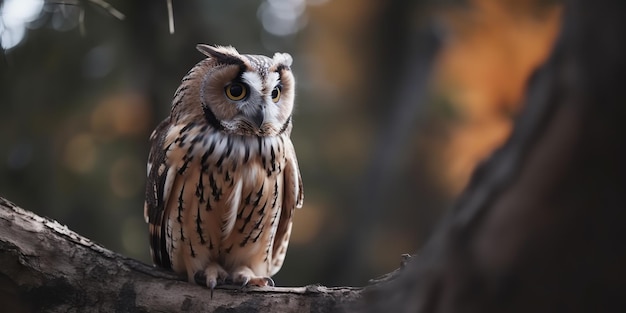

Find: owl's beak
251;106;265;128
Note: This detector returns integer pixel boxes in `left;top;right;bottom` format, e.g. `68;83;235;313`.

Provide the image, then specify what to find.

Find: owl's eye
271;86;281;103
225;82;248;101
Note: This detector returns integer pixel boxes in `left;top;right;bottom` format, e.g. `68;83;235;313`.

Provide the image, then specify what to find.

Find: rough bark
0;197;361;313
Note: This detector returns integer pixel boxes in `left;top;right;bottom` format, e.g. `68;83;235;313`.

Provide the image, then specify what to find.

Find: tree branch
0;197;362;312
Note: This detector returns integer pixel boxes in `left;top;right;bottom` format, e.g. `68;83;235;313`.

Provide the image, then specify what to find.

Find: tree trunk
366;0;626;312
2;0;625;312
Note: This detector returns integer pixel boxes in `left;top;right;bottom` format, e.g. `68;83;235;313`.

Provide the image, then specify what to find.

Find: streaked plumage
143;45;303;289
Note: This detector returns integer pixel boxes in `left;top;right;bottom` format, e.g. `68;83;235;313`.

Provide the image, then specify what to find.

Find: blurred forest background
0;0;561;287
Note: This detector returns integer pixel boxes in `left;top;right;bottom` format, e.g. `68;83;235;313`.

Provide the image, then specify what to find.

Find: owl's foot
193;263;229;297
231;266;275;287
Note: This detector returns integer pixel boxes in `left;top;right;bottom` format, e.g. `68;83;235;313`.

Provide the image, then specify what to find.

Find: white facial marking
241;71;263;94
264;71;282;124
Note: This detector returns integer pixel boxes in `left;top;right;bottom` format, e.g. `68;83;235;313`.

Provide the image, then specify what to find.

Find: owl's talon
192;262;229;298
208;278;217;290
234;275;275;287
240;276;250;287
246;276;274;287
209;282;215;299
230;266;274;287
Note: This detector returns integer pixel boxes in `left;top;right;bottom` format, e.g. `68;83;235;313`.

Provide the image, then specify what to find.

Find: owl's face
174;44;295;137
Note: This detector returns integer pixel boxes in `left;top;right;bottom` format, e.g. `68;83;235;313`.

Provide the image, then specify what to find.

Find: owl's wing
144;118;175;269
283;139;304;210
271;138;303;273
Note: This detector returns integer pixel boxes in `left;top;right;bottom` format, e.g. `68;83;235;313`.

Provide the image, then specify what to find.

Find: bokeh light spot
258;0;307;36
291;201;324;244
91;92;152;140
0;0;43;49
109;156;144;198
63;133;97;174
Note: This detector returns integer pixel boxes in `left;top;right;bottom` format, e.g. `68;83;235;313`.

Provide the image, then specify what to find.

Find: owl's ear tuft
196;44;243;65
273;53;293;68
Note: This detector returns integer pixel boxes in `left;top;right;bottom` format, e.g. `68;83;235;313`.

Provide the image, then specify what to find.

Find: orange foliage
435;0;562;193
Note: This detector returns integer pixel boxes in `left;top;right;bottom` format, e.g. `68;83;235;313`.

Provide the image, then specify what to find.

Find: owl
143;44;303;291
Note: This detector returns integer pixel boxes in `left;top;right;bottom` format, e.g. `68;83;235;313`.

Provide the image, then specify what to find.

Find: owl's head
172;44;295;137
